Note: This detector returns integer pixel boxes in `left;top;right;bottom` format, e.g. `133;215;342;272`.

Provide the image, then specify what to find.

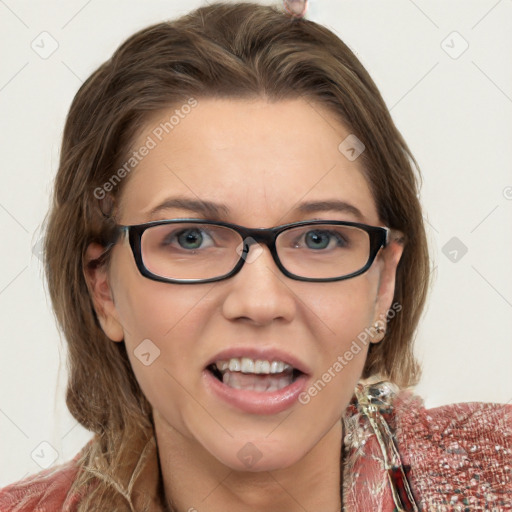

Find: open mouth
207;358;304;393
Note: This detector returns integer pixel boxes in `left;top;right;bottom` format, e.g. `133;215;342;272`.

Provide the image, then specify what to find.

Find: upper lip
205;346;311;375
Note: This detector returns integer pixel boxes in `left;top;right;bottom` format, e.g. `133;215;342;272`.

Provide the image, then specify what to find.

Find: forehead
116;97;379;226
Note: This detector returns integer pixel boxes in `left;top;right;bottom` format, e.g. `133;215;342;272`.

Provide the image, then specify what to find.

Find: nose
221;243;297;326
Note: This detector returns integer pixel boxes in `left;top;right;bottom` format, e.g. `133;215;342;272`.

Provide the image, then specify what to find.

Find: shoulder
0;450;84;512
391;387;512;510
392;387;512;458
347;380;512;510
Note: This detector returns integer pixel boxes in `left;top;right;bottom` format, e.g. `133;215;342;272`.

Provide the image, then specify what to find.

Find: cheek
114;270;213;344
303;272;379;349
111;276;216;426
292;275;379;414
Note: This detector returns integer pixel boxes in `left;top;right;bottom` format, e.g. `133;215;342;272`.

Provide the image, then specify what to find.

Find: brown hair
44;2;430;509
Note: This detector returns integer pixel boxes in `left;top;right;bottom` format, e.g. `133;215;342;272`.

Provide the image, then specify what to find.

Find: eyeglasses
112;219;389;284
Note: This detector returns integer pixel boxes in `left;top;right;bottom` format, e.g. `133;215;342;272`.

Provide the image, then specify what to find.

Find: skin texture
85;98;403;512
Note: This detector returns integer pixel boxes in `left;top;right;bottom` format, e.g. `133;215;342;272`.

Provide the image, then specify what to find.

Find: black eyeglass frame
113;218;390;284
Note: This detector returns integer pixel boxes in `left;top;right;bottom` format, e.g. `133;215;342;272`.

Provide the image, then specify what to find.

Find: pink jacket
1;381;511;511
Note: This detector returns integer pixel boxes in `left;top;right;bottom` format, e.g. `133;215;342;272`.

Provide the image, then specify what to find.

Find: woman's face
87;97;403;472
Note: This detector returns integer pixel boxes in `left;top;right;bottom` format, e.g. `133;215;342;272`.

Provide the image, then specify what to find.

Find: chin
210;438;309;473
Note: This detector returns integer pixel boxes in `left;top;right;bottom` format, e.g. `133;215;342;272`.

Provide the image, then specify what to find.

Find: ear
83;242;124;342
372;236;404;343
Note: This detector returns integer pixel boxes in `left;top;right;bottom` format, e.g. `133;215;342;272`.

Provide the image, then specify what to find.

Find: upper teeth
214;357;293;375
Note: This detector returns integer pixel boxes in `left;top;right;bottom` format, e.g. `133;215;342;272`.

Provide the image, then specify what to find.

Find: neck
154;414;343;512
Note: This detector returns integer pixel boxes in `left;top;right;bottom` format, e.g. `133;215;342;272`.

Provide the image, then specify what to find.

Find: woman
1;2;510;511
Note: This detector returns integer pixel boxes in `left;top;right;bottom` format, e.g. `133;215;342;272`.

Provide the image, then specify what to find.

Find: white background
1;0;511;485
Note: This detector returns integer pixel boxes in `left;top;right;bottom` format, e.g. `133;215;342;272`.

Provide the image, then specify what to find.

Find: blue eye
177;229;204;249
303;230;347;250
305;230;329;249
162;227;215;250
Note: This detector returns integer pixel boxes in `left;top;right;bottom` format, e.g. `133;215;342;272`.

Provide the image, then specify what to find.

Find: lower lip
203;369;309;415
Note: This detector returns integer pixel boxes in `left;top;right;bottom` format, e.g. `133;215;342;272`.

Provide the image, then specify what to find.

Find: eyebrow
146;197;230;219
146;197;364;222
295;200;364;221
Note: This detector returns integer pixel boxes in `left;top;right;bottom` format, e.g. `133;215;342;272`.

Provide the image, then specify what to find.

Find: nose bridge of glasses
238;227;277;251
232;227;282;272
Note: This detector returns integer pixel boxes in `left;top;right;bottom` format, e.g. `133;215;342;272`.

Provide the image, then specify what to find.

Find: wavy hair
43;2;430;509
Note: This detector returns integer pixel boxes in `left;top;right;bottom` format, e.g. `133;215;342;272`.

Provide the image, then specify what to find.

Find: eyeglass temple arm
387;228;405;246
